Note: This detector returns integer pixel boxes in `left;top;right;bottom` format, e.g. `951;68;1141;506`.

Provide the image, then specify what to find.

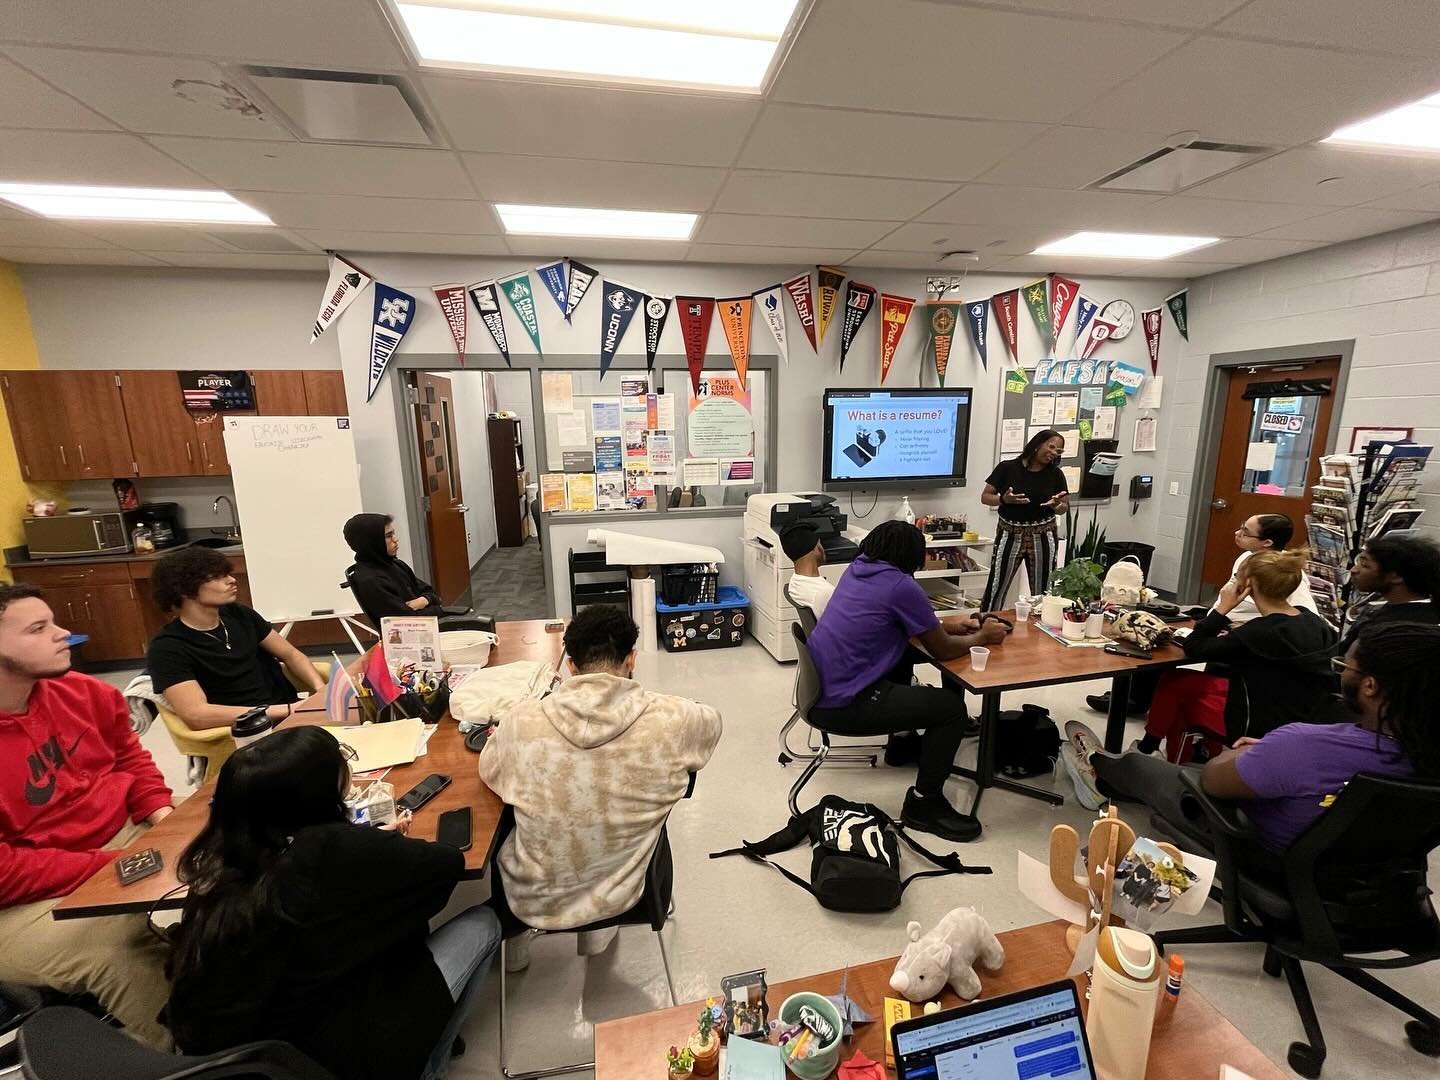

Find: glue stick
1154;954;1184;1028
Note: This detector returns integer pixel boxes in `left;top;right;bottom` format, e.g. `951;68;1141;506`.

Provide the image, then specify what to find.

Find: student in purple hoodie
805;522;1009;842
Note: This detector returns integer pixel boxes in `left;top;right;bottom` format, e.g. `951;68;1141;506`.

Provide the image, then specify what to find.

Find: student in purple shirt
1091;622;1437;851
806;522;1009;843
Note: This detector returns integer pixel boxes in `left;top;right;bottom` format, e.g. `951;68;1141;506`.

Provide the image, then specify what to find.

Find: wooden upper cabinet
253;370;309;416
302;370;347;415
117;371;204;477
0;370;134;480
1;371;69;480
64;372;135;478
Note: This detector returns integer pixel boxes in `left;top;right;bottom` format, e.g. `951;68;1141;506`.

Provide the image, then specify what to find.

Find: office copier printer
745;492;861;564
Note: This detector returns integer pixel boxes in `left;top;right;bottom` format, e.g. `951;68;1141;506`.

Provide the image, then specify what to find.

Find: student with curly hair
144;546;324;731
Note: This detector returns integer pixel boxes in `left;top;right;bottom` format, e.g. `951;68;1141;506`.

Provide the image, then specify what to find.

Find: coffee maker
126;502;185;549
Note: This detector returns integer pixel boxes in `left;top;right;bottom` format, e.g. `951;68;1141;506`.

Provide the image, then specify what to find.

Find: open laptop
891;979;1098;1080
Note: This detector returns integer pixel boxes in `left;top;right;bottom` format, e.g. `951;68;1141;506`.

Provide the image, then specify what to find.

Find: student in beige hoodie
479;605;721;967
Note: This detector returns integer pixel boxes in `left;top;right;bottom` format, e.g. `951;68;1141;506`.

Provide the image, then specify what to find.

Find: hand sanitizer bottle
897;496;915;525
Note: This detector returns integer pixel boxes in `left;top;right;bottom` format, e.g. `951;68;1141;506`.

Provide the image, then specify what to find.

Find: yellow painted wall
0;260;42;581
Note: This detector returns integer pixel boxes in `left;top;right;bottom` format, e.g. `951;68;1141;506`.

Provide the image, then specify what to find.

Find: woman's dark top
985;458;1067;526
167;822;464;1080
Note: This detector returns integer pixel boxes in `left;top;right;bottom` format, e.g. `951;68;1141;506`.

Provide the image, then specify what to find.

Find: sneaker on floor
884;732;923;767
504;929;536;973
577;924;619;957
901;787;982;843
1084;692;1147;717
1063;719;1106;763
1060;743;1107;811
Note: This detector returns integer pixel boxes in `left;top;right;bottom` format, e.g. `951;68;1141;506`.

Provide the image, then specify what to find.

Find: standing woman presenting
979;429;1068;611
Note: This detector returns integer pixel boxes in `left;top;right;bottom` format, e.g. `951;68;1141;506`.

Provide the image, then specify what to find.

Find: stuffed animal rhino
888;907;1004;1002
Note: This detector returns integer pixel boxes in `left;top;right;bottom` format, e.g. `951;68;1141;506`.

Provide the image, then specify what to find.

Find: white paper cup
970;646;991;671
1014;600;1032;621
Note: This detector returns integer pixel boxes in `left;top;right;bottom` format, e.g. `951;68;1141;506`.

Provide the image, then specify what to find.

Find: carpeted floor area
469;538;550;621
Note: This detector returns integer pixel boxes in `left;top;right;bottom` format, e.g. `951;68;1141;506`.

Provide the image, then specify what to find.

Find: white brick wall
1172;220;1440;589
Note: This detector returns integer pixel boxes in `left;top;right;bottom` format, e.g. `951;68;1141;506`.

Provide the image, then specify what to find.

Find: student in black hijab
343;513;445;622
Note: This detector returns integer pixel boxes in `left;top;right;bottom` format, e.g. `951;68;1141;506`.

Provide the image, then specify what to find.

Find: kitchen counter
4;535;244;569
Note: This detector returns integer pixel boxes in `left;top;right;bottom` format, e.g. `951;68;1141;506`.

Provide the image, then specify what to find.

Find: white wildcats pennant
753;283;789;364
311;256;372;342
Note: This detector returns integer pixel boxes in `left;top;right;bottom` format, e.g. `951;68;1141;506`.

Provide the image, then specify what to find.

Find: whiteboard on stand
222;415;364;622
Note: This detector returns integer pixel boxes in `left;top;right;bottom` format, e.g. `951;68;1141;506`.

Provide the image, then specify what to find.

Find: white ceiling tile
1256;207;1439;243
771;0;1183;121
936;0;1249;29
61;223;234;252
233;192;500;234
1182;147;1440;206
738;105;1041;182
146;138;476;198
1157;261;1242;277
1075;37;1439;143
0;0;406;69
869;222;1053;256
463;155;725;212
503;237;692;262
1130;195;1328;235
0;246;167;265
5;48;294;139
1216;0;1440;59
0;130;208;186
716;172;956;219
147;252;330;270
919;185;1161;228
848;250;1009;271
697;214;899;248
1367;184;1440;213
686;244;859;266
1185;237;1326;263
976;125;1170;190
0;219;118;248
0;54;115;130
424;77;759;166
990;255;1156;278
295;231;510;255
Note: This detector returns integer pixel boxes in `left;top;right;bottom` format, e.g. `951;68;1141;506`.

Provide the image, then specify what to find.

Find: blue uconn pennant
367;282;416;402
597;281;642;380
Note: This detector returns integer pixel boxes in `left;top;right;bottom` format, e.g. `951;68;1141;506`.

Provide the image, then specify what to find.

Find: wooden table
593;920;1286;1080
52;619;566;920
927;611;1191;814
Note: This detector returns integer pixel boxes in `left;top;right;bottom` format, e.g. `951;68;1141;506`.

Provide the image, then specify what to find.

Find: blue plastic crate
656;586;749;651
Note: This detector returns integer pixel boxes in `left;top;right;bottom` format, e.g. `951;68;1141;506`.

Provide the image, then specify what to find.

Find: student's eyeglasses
1234;527;1262;539
1329;657;1356;675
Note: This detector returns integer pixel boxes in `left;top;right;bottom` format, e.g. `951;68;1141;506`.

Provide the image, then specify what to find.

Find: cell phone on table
1105;641;1152;660
397;773;451;813
437;806;472;851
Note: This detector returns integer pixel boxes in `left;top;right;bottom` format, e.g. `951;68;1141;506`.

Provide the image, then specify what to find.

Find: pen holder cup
777;993;843;1080
377;691;428;724
419;681;451;724
355;692;381;724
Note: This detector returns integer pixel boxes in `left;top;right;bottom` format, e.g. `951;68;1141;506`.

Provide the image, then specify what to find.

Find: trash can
1099;541;1155;578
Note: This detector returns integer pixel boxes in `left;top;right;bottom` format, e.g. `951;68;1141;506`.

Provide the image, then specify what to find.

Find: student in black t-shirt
145;547;325;731
979;428;1068;610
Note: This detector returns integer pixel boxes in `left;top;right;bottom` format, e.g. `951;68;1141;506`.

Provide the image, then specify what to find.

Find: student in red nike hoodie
0;584;174;1047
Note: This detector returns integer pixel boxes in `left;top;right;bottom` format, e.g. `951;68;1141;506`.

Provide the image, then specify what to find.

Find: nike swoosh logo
25;775;57;807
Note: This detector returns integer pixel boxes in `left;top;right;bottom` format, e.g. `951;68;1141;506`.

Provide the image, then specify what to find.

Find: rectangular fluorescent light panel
0;184;272;225
1033;231;1218;259
394;1;800;91
1325;91;1440;152
495;203;695;240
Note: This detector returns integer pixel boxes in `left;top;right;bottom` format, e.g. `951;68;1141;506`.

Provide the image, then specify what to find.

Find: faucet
213;495;241;542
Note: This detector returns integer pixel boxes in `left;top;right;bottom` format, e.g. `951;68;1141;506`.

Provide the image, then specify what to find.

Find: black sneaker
901;788;982;843
885;732;923;766
1085;692;1147;717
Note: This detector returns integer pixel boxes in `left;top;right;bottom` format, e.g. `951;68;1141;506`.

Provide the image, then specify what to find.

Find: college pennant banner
642;294;670;372
964;299;988;370
1078;315;1120;360
925;302;961;387
597;281;642;381
754;283;789;364
565;260;599;322
816;265;847;346
367;282;416;402
676;296;715;395
1072;294;1099;348
1021;278;1052;347
499;272;543;358
1141;306;1163;374
311;256;372;342
878;293;916;384
1165;288;1189;340
467;280;510;366
1049;275;1081;342
783;272;818;353
992;289;1021;366
432;284;468;364
536;260;569;319
838;280;876;371
717;295;754;386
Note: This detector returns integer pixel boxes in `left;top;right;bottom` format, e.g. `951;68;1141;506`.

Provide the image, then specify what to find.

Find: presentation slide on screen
828;392;965;480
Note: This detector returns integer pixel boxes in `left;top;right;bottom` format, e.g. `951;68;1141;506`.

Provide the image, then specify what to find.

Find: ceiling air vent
1092;140;1274;195
239;67;437;146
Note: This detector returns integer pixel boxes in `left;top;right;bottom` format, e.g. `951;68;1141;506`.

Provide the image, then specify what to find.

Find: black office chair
18;1007;335;1080
341;568;495;634
1153;771;1440;1078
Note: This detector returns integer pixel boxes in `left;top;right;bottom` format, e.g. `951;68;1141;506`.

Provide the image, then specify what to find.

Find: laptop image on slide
891;980;1098;1080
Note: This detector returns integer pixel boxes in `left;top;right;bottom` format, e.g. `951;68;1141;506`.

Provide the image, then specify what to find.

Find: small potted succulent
666;1045;696;1080
688;1001;721;1075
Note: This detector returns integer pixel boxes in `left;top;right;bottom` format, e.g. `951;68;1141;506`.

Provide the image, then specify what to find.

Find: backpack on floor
709;794;990;913
994;704;1062;779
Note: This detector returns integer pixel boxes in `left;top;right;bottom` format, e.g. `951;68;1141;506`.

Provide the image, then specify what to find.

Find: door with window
1200;357;1340;594
411;372;472;604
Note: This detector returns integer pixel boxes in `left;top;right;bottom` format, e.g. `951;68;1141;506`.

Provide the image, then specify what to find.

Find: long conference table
53;619;566;921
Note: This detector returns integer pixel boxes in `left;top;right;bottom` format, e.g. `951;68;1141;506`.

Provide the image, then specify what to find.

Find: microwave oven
23;512;130;558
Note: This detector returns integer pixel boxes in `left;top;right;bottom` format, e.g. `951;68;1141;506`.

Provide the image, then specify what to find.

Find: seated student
1337;531;1439;654
146;546;325;731
780;523;835;620
1091;622;1436;852
166;727;499;1080
479;606;720;966
344;512;447;621
806;521;1009;843
0;584;174;1048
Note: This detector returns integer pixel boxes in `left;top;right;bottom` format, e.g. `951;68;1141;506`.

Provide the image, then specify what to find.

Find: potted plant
666;1045;696;1080
1051;559;1103;638
688;1001;721;1075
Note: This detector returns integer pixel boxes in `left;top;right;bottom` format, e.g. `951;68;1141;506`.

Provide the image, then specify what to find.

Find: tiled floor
118;640;1439;1080
469;539;550;622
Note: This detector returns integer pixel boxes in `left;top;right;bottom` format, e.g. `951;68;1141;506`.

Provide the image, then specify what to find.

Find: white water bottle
1087;927;1162;1080
897;496;915;525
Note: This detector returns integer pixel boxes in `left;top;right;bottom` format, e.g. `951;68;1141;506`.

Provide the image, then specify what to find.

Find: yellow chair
158;661;333;785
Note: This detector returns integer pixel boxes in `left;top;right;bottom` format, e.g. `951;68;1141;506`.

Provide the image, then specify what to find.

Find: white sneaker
577;924;619;957
1060;743;1107;811
505;929;536;973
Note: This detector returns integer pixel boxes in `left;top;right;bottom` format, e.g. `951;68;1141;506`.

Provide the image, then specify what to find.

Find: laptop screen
894;983;1096;1080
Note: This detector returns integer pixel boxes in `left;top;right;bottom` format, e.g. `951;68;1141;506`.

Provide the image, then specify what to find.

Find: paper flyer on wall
1053;392;1079;425
1060;430;1079;457
649;433;676;476
380;616;444;673
1079;386;1103;410
684;458;721;485
561;450;593;473
687;373;753;458
1078;419;1093;440
1132;416;1157;452
540;473;567;511
541;371;573;411
722;458;755;485
1110;361;1146;393
654;393;676;432
622;402;649;458
621;377;649;398
567;473;597;512
594;435;622;471
596;471;625;509
1029;392;1055;426
1136;376;1163;410
1092;405;1116;440
591;399;621;434
625;466;654;498
557;410;588;447
1061;466;1082;492
1000;418;1026;455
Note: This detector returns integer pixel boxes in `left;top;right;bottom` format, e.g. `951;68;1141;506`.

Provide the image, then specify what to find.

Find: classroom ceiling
3;0;1440;277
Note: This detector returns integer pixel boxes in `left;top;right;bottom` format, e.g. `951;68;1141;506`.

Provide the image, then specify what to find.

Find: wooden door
0;371;69;480
488;417;524;547
302;370;347;415
412;372;471;603
252;370;308;415
117;371;204;477
63;371;135;478
1200;357;1341;592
